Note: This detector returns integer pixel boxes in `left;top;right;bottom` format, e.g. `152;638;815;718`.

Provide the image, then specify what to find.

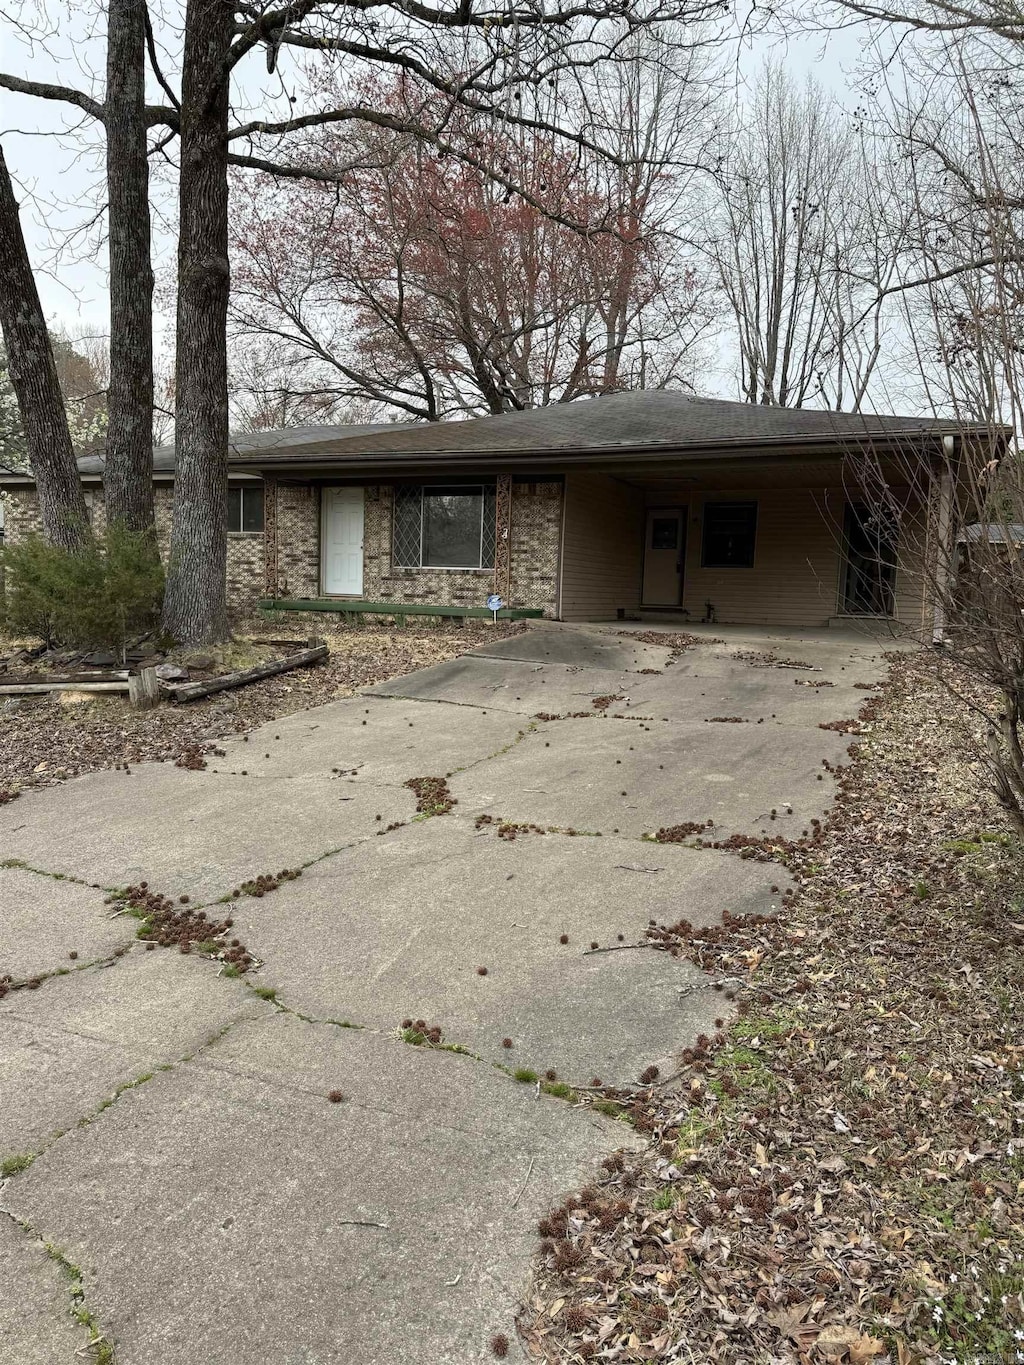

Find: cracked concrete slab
0;765;414;902
618;621;910;664
450;712;848;840
468;627;672;671
209;694;530;780
364;652;641;717
235;817;791;1083
5;1012;638;1365
0;866;135;981
0;951;271;1156
617;661;881;727
0;623;895;1361
0;1214;89;1364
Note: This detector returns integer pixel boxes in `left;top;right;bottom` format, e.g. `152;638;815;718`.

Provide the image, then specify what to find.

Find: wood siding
559;472;644;621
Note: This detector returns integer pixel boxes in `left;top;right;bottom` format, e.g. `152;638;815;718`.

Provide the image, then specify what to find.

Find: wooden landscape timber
0;676;131;695
160;644;329;703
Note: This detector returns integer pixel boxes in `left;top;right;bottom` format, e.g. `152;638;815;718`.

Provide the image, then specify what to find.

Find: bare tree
228;341;379;430
706;64;898;410
162;0;234;644
229;57;715;420
834;39;1024;834
2;0;730;642
104;0;156;534
166;2;728;640
0;145;90;549
0;1;163;536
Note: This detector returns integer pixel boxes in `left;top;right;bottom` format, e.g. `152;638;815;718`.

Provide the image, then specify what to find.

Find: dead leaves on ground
522;656;1024;1365
0;622;526;792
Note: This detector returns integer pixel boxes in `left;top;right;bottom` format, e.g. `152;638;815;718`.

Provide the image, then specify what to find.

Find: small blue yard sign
487;593;504;622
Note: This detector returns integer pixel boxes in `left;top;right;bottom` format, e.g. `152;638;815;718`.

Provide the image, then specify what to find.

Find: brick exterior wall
509;481;562;613
364;481;562;615
268;481;320;598
1;484;264;617
3;475;564;617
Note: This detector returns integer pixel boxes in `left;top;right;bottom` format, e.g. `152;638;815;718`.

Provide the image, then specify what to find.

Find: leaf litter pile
0;621;524;793
522;654;1023;1365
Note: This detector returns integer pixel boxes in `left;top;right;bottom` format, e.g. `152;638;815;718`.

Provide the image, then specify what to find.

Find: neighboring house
0;392;1007;630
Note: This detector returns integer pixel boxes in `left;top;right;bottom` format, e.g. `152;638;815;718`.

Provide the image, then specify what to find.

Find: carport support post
931;450;954;645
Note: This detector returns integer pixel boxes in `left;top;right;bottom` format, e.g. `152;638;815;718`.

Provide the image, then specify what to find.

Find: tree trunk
103;0;155;536
161;0;233;644
0;144;90;551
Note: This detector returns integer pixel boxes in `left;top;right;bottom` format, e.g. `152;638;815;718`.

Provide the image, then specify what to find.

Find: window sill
228;531;265;539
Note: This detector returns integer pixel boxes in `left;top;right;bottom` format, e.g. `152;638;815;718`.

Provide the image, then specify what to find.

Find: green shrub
2;527;164;656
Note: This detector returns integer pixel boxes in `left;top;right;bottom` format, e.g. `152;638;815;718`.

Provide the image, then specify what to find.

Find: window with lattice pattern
392;484;496;569
393;486;422;567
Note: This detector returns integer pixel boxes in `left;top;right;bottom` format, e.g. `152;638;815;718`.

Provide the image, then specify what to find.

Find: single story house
0;392;1005;631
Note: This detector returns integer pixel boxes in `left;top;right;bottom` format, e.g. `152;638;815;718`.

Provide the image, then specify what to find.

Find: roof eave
236;426;980;474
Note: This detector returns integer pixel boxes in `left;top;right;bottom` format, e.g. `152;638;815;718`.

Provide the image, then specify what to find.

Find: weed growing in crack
542;1081;573;1100
400;1019;444;1046
0;1151;36;1178
40;1238;115;1364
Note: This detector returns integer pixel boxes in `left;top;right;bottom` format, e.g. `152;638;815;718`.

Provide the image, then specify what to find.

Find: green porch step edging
258;598;544;620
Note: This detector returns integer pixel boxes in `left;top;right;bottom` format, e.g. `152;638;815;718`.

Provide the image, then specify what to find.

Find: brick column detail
494;473;512;600
263;475;278;595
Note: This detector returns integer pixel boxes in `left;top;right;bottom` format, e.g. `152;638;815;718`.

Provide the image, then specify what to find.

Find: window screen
227;485;264;534
393;486;422;567
701;501;757;568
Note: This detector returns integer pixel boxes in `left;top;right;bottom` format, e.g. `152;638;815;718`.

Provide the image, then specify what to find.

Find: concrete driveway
0;623;895;1364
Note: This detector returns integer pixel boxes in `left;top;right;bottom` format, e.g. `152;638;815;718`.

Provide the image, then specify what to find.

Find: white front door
322;487;364;595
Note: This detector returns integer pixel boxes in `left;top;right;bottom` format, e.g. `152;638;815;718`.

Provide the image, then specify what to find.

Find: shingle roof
228;391;999;466
0;391;1006;486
